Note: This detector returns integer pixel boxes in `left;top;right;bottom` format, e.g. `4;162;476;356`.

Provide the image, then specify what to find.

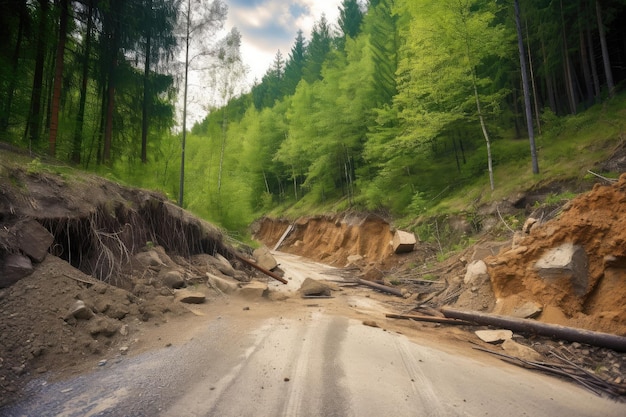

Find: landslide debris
0;152;256;407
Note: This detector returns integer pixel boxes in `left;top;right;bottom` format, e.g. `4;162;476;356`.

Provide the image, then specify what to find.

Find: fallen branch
235;253;288;284
587;169;617;183
441;307;626;352
356;278;404;297
385;313;475;326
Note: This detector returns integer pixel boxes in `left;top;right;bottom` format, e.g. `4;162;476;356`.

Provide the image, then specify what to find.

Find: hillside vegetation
1;0;625;233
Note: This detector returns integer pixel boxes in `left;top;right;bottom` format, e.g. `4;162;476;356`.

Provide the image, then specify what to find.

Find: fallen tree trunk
356;278;404;297
235;253;288;284
441;307;626;352
385;313;474;326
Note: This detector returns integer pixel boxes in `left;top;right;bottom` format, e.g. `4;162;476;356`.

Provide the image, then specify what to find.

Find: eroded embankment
252;213;395;267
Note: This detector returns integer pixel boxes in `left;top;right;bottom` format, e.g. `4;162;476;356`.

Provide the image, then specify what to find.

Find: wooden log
385;313;475;326
356;278;404;297
235;253;288;284
441;307;626;352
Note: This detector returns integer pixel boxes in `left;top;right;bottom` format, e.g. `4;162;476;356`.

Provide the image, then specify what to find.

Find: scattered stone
159;269;185;289
510;301;543;319
176;290;206;304
206;273;239;294
239;281;269;299
392;230;416;254
346;254;364;267
215;253;236;277
67;300;94;321
253;246;278;271
501;339;542;362
134;250;164;267
119;346;129;355
299;278;331;297
88;317;122;337
15;219;54;262
0;253;34;288
105;303;130;320
119;325;129;336
243;306;250;311
363;320;379;328
464;260;489;285
534;243;589;295
98;360;108;367
475;329;513;343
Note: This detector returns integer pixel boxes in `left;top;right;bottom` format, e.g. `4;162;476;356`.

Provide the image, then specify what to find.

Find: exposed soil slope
487;174;626;335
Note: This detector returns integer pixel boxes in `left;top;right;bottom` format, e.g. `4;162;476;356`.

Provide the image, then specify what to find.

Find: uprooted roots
42;198;234;287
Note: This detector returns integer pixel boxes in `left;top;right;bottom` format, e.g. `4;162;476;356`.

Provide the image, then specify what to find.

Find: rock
88;317;122;337
159;269;185;289
534;243;589;295
134;250;165;267
67;300;94;320
206;273;239;294
105;303;130;320
253;246;278;271
510;301;543;319
238;281;269;299
392;230;416;254
176;290;206;304
119;324;129;336
475;329;513;343
522;217;538;234
464;260;489;285
15;219;54;262
299;278;331;297
346;254;364;267
119;346;129;355
0;253;34;288
501;339;542;362
215;253;236;277
363;320;379;328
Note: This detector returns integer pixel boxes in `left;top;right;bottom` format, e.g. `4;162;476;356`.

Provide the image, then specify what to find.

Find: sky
224;0;344;86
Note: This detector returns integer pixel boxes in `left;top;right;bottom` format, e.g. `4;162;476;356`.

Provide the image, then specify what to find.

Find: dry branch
356;278;404;297
235;253;288;284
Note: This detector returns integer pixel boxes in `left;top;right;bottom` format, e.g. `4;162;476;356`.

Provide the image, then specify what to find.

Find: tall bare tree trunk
49;0;69;157
596;0;615;98
73;0;94;164
141;0;153;164
516;0;539;174
26;0;49;146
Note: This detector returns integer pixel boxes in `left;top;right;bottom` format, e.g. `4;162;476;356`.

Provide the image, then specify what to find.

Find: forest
1;0;625;232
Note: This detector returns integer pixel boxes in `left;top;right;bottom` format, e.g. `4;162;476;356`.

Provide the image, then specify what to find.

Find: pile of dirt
0;152;257;406
486;175;626;335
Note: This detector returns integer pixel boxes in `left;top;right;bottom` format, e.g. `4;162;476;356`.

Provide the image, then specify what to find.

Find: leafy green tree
302;15;333;83
283;30;307;96
338;0;364;40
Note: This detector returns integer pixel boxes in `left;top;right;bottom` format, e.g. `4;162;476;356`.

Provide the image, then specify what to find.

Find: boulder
392;230;416;254
176;290;206;304
215;253;236;277
238;281;268;299
15;219;54;262
206;273;239;294
0;253;34;288
534;243;589;295
464;260;489;285
253;246;278;271
299;278;331;297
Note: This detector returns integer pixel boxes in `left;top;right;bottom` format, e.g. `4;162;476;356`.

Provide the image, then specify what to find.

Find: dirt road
2;253;624;416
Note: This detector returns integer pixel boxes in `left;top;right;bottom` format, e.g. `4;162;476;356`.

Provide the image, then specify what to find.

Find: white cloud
225;0;343;85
